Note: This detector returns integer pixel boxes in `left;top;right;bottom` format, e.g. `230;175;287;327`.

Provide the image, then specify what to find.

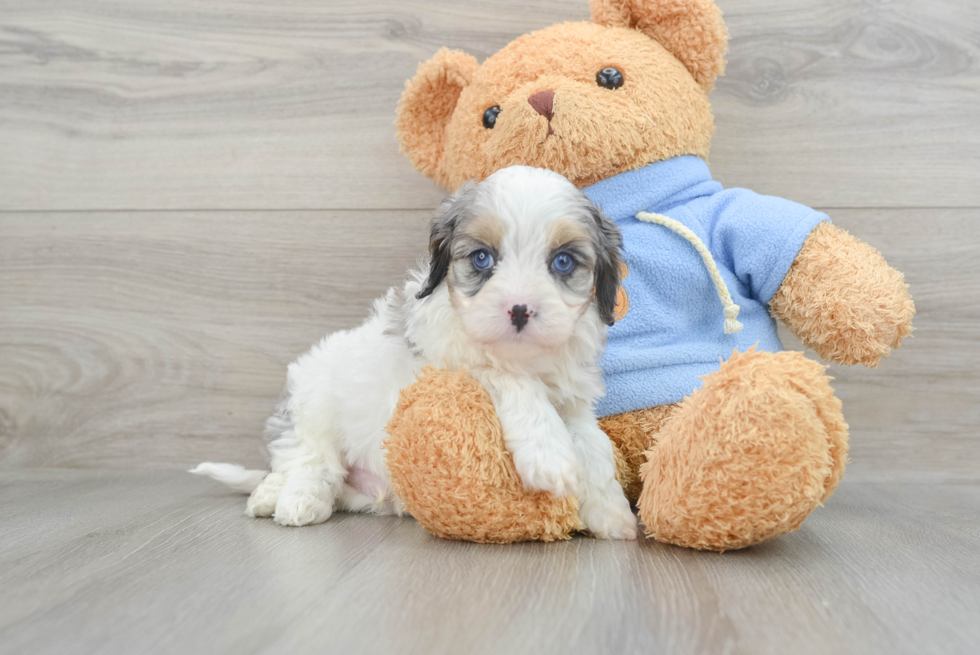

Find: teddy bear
383;0;914;550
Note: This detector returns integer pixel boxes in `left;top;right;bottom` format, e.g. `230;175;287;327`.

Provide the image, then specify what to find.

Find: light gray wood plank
0;210;430;470
780;208;980;483
0;0;977;211
2;208;977;480
0;469;978;655
710;0;980;206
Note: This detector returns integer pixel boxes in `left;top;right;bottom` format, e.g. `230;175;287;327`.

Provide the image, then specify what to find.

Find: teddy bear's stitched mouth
538;126;561;146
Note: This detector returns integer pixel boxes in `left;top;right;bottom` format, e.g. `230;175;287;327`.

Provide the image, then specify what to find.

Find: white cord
635;211;744;335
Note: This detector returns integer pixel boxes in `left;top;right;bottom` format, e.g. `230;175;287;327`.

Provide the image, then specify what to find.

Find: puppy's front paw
512;442;580;497
580;487;637;540
246;472;284;518
273;480;334;527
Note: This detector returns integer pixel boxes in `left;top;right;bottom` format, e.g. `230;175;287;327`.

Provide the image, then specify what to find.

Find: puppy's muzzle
509;304;531;332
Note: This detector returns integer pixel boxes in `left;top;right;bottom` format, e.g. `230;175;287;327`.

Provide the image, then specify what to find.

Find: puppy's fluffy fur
193;166;636;539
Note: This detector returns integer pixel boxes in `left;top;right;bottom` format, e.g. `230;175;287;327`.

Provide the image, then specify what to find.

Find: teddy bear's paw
770;221;915;368
580;486;637;540
511;440;580;498
245;472;285;518
385;367;583;543
637;348;848;551
272;479;335;527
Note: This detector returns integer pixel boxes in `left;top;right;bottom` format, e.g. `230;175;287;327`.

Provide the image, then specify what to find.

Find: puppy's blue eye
472;249;494;270
551;253;575;274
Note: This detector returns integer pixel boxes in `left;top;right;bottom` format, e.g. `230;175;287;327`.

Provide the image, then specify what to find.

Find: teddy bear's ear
396;48;480;180
590;0;728;92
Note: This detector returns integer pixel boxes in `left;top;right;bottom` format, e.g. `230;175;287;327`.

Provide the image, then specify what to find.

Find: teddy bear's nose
528;90;555;121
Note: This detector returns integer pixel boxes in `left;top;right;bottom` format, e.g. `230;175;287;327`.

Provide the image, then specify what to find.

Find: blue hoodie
583;156;828;418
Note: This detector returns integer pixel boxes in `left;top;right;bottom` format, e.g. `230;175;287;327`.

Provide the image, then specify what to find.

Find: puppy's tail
189;462;267;493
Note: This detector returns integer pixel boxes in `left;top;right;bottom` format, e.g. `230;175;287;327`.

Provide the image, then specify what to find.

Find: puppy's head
417;166;622;357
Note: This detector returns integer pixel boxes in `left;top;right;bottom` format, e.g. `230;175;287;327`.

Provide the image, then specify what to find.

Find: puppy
193;165;637;539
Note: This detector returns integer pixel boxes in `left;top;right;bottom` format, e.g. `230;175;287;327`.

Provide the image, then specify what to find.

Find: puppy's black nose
509;304;530;332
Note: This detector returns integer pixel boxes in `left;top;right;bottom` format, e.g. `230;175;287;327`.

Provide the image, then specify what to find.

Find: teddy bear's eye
596;67;624;90
482;106;501;129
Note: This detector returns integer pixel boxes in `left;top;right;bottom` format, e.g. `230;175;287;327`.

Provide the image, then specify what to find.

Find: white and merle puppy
193;165;637;539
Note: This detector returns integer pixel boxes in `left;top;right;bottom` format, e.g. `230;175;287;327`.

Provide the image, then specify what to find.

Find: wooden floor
1;469;978;655
2;0;979;653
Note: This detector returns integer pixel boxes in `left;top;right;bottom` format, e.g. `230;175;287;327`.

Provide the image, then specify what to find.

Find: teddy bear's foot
600;404;678;501
637;348;849;551
385;367;581;543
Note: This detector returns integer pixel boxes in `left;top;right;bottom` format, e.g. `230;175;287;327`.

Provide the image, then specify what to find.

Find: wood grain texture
1;0;978;211
2;2;977;651
1;469;978;655
779;208;980;483
0;210;429;470
710;0;980;206
2;208;977;481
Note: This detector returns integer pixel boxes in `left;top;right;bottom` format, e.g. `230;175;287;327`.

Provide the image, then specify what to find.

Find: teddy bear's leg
385;368;581;543
600;404;679;502
636;348;849;551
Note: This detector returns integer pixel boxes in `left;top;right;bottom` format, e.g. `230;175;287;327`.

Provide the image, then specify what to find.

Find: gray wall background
1;0;978;480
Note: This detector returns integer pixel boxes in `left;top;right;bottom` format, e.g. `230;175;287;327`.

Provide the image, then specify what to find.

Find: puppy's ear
417;182;474;299
585;204;624;326
396;48;480;182
590;0;728;92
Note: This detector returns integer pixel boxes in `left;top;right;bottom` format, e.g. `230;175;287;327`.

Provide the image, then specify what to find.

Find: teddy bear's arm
769;221;914;367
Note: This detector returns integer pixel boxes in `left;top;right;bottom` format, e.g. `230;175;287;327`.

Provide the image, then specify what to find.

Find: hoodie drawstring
635;211;744;335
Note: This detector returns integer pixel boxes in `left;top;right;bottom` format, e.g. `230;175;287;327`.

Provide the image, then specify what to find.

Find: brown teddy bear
384;0;915;550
